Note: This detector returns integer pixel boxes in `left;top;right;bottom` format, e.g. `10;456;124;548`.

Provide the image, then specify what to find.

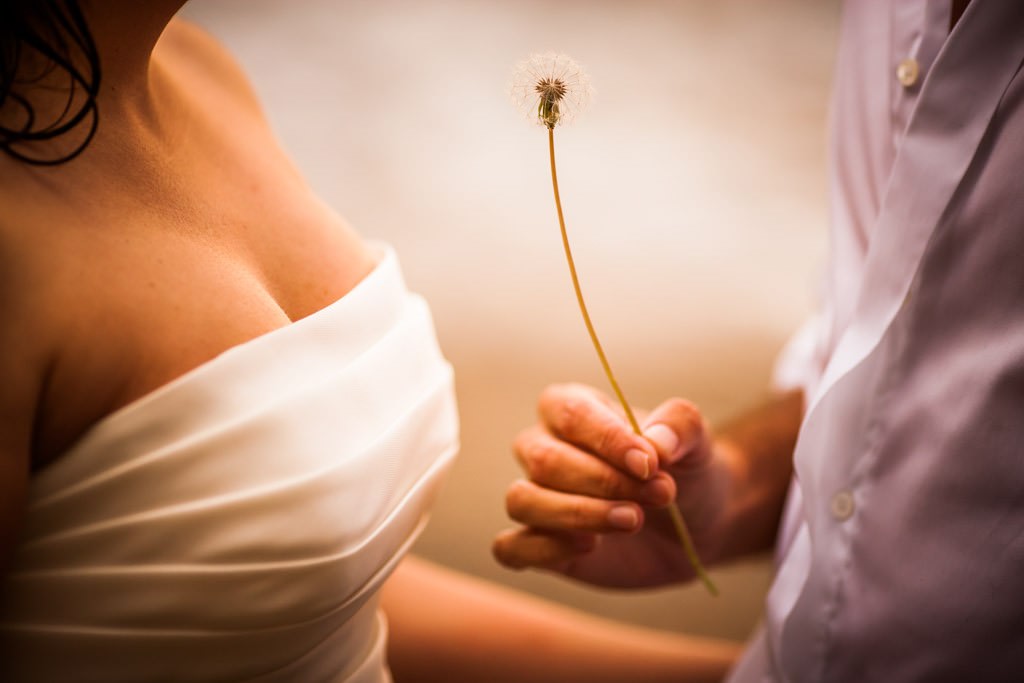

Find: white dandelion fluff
509;52;593;128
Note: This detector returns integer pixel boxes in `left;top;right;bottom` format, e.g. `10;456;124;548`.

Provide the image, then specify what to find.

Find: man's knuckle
568;501;594;529
592;419;614;452
595;466;623;498
556;397;587;434
539;383;570;414
666;398;703;433
491;535;523;568
512;429;533;457
522;443;554;481
505;480;531;517
682;400;703;426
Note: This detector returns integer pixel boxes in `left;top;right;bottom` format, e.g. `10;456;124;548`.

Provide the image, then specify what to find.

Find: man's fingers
514;426;676;506
641;397;711;468
505;479;645;533
492;527;596;570
538;383;658;480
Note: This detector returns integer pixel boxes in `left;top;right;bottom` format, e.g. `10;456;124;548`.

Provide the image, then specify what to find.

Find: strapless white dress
0;244;459;682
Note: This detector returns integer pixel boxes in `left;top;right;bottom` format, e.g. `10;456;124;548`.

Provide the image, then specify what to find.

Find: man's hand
492;383;736;589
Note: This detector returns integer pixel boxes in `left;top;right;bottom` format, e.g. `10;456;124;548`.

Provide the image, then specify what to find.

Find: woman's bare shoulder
157;18;267;121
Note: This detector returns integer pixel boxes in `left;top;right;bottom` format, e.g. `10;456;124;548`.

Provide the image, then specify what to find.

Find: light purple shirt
730;2;1024;680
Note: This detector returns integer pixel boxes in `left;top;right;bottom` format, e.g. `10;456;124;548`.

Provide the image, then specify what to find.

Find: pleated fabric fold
1;244;459;682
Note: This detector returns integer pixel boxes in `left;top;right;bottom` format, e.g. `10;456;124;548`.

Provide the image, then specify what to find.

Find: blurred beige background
184;0;838;642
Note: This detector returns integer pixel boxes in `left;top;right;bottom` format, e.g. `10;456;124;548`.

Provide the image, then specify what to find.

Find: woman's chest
31;178;373;468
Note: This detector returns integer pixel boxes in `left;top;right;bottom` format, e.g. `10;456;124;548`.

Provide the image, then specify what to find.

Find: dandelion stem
546;126;718;597
547;128;639;434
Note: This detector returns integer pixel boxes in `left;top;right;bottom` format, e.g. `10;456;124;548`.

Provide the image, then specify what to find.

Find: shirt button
897;58;920;88
830;490;855;521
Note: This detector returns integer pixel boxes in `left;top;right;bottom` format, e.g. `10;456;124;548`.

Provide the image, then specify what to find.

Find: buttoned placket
812;0;939;582
890;2;949;153
789;4;1010;679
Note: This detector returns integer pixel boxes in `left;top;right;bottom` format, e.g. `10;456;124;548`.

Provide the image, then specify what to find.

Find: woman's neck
0;1;190;198
84;0;187;111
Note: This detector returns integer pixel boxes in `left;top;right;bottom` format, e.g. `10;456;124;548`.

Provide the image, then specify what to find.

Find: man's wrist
705;390;802;563
708;435;758;564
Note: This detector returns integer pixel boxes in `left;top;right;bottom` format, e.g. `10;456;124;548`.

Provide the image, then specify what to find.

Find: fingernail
625;448;653;480
608;506;639;530
645;424;680;463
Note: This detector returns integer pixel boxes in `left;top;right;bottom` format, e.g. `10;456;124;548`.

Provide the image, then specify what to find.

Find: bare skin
1;6;742;681
382;555;741;683
0;6;373;564
493;384;802;590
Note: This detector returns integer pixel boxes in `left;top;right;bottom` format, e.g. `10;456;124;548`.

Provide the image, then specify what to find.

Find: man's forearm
713;389;803;563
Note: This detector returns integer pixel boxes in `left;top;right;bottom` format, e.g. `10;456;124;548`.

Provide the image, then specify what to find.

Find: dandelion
510;53;718;597
510;53;592;128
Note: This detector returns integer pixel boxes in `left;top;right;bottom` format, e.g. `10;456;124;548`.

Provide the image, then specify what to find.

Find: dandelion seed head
509;52;593;128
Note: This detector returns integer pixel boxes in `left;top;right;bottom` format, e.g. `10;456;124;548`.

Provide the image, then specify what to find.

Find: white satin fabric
0;244;459;682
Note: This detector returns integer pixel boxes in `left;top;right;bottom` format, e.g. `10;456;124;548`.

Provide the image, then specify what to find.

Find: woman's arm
381;555;741;683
